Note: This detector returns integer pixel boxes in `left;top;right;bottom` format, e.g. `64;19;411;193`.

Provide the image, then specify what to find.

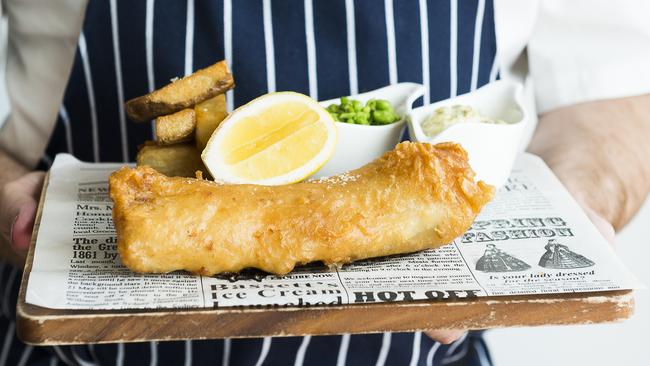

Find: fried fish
109;142;494;276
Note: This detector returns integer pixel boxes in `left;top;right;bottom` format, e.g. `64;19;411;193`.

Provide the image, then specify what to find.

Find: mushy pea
326;97;400;126
421;104;506;137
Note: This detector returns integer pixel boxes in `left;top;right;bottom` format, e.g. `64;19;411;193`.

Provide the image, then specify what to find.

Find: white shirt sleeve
0;0;87;167
527;0;650;113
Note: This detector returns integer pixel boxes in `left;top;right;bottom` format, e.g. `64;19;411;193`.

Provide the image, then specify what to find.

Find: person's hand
425;329;466;344
0;171;45;266
583;206;616;245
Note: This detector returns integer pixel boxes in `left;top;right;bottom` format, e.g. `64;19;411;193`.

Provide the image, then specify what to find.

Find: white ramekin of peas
314;82;425;178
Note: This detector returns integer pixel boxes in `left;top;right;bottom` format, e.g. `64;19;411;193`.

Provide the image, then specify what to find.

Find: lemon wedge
201;92;337;185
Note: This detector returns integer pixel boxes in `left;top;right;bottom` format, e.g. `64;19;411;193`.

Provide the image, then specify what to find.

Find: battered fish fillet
109;142;494;276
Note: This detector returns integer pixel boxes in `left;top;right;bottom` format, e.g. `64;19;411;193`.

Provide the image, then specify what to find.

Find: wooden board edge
15;172;636;345
16;172;49;339
16;289;634;345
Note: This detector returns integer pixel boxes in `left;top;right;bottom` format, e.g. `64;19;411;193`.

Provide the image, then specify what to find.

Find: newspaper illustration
475;244;531;273
25;153;642;310
538;239;595;269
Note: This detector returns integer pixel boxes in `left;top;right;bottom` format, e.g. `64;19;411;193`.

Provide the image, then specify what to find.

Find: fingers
18;171;46;198
424;330;466;345
0;172;46;256
11;201;38;252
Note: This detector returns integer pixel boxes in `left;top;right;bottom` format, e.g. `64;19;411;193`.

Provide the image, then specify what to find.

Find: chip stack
124;60;234;177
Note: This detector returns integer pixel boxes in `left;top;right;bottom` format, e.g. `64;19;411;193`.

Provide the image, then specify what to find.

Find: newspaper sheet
25;153;642;310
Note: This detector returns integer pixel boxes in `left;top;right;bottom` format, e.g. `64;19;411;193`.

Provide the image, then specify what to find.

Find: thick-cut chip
136;143;205;177
195;94;228;151
155;109;196;144
126;60;234;122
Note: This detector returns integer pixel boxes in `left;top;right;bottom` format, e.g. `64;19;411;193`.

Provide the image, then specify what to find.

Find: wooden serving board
16;175;635;345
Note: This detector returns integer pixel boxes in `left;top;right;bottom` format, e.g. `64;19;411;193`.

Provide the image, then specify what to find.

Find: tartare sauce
421;104;506;137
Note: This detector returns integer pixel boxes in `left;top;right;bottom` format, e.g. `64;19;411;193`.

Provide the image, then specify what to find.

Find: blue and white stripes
45;0;497;166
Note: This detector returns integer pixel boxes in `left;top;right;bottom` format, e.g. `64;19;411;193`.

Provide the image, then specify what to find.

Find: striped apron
1;1;498;365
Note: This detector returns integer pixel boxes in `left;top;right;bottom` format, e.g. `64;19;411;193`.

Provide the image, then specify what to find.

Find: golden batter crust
109;142;494;275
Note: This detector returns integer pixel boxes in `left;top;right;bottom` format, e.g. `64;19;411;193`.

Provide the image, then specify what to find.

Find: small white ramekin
314;82;425;178
407;80;528;187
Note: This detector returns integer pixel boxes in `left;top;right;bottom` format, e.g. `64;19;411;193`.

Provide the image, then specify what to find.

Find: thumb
0;172;45;254
11;201;38;252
